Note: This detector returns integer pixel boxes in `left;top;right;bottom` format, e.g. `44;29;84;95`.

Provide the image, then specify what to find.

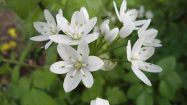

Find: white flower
50;42;104;92
127;39;162;86
100;19;119;42
30;9;61;49
138;19;162;47
49;7;98;45
90;98;110;105
113;0;142;38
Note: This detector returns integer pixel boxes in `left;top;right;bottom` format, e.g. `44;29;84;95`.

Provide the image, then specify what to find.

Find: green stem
100;57;129;62
97;44;125;55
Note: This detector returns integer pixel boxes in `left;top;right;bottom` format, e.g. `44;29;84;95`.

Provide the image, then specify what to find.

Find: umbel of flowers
30;0;162;104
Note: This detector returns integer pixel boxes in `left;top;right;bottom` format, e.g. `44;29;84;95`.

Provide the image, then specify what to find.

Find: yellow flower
7;28;17;38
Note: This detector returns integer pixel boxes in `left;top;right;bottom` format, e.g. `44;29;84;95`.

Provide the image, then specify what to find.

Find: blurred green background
0;0;187;105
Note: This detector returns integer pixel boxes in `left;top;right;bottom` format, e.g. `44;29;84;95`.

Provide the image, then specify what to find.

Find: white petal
78;41;89;60
81;69;93;88
127;40;132;61
119;0;127;18
137;61;162;73
100;19;110;35
50;61;72;74
80;7;89;22
57;44;80;61
138;19;151;35
71;11;80;27
81;33;99;44
138;47;155;61
119;19;135;38
44;40;53;49
44;9;56;28
30;35;49;41
134;20;148;27
63;70;81;92
86;56;104;72
126;9;138;21
131;64;152;86
49;34;74;45
139;28;157;38
33;22;50;34
132;38;144;57
83;17;97;35
91;98;110;105
113;1;120;21
56;14;70;33
105;27;119;43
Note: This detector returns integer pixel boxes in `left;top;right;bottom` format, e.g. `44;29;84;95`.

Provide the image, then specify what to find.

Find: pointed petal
56;14;70;33
78;41;89;60
127;40;132;61
63;71;81;92
83;17;97;35
120;0;127;18
81;69;93;88
113;1;120;21
138;19;151;35
49;34;75;45
91;98;110;105
81;33;99;44
131;64;152;86
119;21;134;38
105;27;119;42
44;40;53;49
57;44;80;61
30;35;49;41
86;56;104;72
80;7;89;22
33;22;51;34
132;38;144;57
138;47;155;61
44;9;56;28
137;61;162;73
100;19;110;35
50;61;72;74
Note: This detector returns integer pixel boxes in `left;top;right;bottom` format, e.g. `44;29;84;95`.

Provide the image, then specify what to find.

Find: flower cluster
30;0;162;104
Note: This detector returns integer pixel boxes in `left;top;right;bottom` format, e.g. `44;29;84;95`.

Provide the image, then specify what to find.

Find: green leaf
21;88;57;105
46;45;58;64
136;92;153;105
127;84;144;99
157;56;176;78
32;70;57;89
106;87;127;104
159;80;174;99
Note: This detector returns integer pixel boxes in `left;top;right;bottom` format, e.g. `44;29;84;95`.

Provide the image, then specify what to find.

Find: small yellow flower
7;28;17;38
0;41;17;52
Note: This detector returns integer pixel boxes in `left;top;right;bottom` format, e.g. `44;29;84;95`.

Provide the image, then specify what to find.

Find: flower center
74;61;83;70
72;33;81;40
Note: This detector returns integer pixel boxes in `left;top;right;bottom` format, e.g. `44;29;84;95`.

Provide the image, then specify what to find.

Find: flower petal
81;33;99;44
119;0;127;18
33;22;50;34
86;56;104;72
91;98;110;105
56;14;70;33
100;19;110;34
138;47;155;61
119;19;134;38
137;61;162;73
49;34;74;44
44;40;53;49
126;9;138;21
57;44;80;61
78;41;89;60
63;70;81;92
50;61;72;74
105;27;119;43
127;40;132;61
44;9;56;29
80;7;89;22
83;17;97;35
131;64;152;86
30;35;50;41
132;38;144;57
81;69;93;88
113;1;120;21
